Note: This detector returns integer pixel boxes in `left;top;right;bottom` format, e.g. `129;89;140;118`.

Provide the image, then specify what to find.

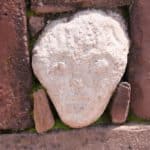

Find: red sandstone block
0;125;150;149
0;0;33;130
110;82;131;124
128;0;150;119
31;0;131;14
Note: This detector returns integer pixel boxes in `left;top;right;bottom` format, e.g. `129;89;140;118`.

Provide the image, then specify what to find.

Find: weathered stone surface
0;125;150;150
29;16;45;36
31;0;131;14
0;1;33;130
33;89;55;133
110;82;131;124
128;0;150;119
32;10;129;128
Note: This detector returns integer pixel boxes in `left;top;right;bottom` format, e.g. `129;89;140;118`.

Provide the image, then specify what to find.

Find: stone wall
0;0;150;149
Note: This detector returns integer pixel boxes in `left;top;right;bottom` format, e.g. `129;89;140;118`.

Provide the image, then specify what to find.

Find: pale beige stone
33;89;55;133
32;10;129;128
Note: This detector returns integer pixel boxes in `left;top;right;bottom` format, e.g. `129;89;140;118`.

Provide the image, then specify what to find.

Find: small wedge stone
33;89;55;133
111;82;131;124
29;16;45;36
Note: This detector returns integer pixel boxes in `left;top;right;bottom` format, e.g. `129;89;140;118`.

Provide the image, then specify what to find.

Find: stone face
0;1;33;130
32;10;129;128
110;82;131;124
0;125;150;150
31;0;131;14
128;0;150;119
33;89;55;133
29;16;45;36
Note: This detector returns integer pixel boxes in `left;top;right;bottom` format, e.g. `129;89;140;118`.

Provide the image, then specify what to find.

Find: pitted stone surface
32;10;129;128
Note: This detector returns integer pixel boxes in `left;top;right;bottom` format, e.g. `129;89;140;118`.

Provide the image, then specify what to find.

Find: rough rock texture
33;89;55;133
31;0;131;14
0;125;150;150
29;16;45;36
110;82;131;124
128;0;150;119
0;1;33;130
32;10;129;128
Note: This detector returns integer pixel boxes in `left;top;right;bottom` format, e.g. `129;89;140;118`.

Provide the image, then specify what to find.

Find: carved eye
54;62;66;71
95;59;109;68
48;62;66;74
93;58;109;74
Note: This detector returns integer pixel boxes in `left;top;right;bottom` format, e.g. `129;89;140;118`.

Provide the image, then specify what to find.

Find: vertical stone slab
0;0;33;129
128;0;150;119
110;82;131;124
33;89;55;133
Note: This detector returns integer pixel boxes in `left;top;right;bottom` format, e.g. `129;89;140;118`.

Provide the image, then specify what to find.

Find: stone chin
32;9;130;128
